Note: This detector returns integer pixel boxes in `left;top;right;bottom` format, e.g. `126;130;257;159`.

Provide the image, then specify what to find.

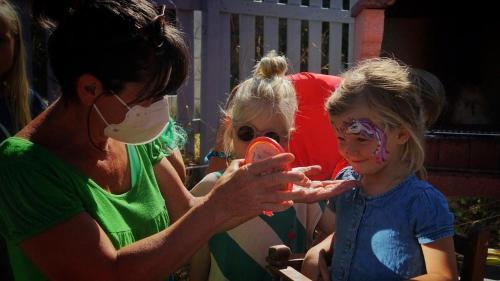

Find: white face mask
93;95;170;145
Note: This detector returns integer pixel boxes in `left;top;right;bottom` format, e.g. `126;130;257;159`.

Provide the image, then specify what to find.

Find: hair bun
254;50;288;79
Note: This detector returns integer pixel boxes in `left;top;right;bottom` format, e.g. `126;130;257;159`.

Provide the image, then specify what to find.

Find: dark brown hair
33;0;189;103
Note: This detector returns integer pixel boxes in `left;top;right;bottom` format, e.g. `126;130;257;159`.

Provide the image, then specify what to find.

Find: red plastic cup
243;137;292;216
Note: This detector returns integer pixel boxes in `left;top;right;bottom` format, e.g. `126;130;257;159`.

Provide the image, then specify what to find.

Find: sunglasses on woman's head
236;125;287;144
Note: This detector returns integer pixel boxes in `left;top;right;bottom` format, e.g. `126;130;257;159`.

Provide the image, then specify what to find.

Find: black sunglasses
236;125;287;144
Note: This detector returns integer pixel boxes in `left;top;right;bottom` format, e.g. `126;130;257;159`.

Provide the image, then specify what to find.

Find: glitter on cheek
341;119;388;162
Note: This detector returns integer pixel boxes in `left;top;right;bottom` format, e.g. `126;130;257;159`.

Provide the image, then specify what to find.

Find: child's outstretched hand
290;165;358;203
290;179;357;203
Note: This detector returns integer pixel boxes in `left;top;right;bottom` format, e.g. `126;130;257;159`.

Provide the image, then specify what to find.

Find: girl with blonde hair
302;58;457;281
0;0;46;141
189;51;354;281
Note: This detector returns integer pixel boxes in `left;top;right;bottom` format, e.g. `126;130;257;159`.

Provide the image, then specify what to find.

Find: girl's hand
289;165;357;203
292;179;358;204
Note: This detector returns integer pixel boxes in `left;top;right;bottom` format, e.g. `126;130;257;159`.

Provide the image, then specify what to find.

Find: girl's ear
76;74;104;106
223;116;231;128
396;126;411;144
225;116;234;140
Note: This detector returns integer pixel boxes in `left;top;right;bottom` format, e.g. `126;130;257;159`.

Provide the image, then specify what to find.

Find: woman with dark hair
0;1;355;280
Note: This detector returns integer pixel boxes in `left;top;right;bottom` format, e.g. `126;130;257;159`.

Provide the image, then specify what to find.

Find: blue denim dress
329;168;454;281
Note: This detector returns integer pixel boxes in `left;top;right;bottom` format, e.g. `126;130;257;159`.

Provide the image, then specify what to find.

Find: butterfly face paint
339;118;388;163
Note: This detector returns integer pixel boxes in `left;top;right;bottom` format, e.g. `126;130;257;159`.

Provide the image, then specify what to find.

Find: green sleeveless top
0;137;170;280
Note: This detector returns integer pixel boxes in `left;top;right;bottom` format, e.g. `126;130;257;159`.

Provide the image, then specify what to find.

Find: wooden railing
425;130;500;198
163;0;357;161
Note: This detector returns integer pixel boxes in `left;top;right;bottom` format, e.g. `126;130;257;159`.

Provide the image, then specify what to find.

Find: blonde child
0;0;46;142
189;51;354;281
302;58;457;281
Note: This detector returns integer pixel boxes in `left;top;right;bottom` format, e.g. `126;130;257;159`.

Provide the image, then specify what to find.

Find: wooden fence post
200;0;231;162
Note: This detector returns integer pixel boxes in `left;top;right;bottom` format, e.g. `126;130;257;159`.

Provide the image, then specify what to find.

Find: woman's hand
207;153;301;223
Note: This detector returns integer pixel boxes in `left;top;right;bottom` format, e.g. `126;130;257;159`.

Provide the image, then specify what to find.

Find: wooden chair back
455;223;490;281
267;245;309;281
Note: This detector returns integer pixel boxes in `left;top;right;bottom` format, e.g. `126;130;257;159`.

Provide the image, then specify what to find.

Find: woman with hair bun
0;1;354;280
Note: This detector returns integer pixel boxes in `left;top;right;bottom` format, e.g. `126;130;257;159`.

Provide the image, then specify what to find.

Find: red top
287;72;348;180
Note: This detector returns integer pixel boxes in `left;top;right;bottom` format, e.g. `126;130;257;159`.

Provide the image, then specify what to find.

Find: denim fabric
329;167;454;281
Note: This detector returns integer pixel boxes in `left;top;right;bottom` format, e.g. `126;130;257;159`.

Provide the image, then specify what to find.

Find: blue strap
204;150;226;163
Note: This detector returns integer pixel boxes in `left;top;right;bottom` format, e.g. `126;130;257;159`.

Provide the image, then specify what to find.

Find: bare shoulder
190;171;223;197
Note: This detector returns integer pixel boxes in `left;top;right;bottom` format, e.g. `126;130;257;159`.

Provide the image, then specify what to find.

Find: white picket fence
157;0;356;162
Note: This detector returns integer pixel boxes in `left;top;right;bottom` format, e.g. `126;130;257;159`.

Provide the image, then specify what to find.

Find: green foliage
448;197;500;247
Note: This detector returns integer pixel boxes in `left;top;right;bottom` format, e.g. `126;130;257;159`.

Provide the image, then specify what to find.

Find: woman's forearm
116;196;227;281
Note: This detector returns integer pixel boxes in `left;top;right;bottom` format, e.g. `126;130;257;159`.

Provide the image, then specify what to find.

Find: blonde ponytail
0;0;31;132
